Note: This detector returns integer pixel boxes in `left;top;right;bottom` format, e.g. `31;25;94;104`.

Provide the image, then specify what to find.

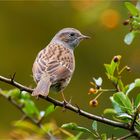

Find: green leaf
41;122;58;135
92;121;97;131
134;93;140;108
118;79;124;91
110;56;121;75
22;100;40;118
21;91;30;99
114;113;132;123
61;123;93;135
101;133;107;140
113;92;132;114
1;89;20;98
103;108;117;115
10;89;21;99
104;64;111;76
13;120;40;133
126;83;135;95
110;96;122;114
126;79;140;95
125;2;139;16
104;55;121;78
45;104;56;117
66;132;83;140
73;132;83;140
117;113;132;120
124;31;136;45
135;79;140;87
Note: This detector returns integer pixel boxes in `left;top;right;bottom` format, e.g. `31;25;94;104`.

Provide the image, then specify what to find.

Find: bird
32;28;90;102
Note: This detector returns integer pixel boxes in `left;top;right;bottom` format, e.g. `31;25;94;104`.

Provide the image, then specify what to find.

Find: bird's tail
32;76;51;97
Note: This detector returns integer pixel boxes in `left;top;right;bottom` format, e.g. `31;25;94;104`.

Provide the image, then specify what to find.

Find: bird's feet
35;95;39;100
62;97;72;111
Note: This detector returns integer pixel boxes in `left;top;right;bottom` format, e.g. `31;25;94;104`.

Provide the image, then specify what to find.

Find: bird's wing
32;46;53;83
46;59;72;83
32;73;51;96
32;43;75;96
32;59;72;96
32;43;75;83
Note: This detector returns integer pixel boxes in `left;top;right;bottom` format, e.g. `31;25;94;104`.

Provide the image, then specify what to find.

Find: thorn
36;96;39;100
62;100;67;112
69;96;72;104
10;72;16;83
19;89;23;94
53;104;57;109
20;115;27;121
75;104;81;114
101;114;104;119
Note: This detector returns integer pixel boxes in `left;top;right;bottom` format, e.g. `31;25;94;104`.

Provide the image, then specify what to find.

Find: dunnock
32;28;90;101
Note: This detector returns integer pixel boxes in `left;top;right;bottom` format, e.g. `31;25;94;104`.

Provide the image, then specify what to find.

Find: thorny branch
0;75;140;139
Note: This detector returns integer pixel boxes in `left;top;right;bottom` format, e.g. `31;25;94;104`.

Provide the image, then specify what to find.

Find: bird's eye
70;33;75;36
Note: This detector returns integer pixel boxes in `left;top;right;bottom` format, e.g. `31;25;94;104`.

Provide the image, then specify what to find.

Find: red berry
89;99;98;107
123;20;129;25
88;88;97;95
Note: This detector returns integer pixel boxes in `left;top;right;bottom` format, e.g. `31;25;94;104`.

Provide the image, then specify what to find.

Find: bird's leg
61;92;71;108
35;95;39;100
61;92;67;103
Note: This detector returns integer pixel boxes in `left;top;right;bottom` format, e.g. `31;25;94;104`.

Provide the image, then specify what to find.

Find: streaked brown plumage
32;28;90;98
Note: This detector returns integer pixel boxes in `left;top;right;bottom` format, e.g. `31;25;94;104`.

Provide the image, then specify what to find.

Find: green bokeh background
0;0;140;138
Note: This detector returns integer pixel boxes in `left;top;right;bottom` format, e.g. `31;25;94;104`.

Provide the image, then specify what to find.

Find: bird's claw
62;98;72;111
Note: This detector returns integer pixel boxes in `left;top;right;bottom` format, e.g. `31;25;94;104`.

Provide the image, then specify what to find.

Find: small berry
113;55;121;63
123;19;129;25
89;99;98;107
126;66;131;72
88;88;97;95
113;56;119;62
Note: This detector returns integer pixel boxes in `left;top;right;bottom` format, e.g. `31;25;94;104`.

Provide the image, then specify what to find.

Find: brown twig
131;110;139;130
0;75;140;139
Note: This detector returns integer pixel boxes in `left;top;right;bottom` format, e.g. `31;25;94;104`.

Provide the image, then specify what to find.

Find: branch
0;75;140;138
118;133;134;140
131;110;139;130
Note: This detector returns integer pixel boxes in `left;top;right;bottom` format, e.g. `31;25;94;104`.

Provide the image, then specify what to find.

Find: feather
32;74;51;96
32;43;75;96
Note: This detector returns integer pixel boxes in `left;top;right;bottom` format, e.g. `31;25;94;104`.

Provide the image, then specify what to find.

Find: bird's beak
79;34;91;40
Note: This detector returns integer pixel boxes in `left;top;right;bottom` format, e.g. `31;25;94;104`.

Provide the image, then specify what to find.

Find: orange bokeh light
71;0;98;11
100;9;120;29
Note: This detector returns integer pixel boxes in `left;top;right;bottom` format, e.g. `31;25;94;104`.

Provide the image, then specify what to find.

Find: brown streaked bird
32;28;90;101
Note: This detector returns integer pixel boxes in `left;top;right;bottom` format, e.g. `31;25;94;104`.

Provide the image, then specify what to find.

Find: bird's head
52;28;90;49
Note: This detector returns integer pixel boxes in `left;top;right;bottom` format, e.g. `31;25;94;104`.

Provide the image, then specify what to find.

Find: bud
123;19;129;25
113;55;121;63
126;66;131;72
113;56;119;62
89;99;98;107
88;88;97;95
